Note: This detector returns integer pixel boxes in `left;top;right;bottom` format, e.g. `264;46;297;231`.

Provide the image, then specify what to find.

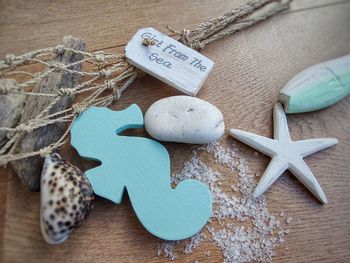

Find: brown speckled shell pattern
40;153;94;244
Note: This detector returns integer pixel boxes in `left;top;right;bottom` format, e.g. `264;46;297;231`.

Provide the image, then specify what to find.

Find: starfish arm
229;129;276;156
289;157;328;204
293;138;338;157
253;156;289;198
273;102;291;142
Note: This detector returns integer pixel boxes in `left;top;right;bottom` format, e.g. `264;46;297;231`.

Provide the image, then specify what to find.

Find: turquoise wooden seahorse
70;104;212;240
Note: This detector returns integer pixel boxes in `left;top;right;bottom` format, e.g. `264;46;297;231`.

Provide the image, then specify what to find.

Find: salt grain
183;233;204;254
157;241;179;260
157;141;292;262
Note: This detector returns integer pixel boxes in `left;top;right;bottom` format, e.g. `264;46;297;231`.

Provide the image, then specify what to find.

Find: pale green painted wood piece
70;105;212;240
279;54;350;113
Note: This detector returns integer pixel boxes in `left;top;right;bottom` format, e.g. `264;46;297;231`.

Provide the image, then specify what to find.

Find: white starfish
229;102;338;204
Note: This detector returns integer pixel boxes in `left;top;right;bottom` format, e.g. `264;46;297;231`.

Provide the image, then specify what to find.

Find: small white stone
145;96;225;144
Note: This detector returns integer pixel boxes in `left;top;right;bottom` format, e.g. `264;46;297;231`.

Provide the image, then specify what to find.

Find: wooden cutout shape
125;27;214;96
229;102;338;204
279;54;350;113
70;105;212;240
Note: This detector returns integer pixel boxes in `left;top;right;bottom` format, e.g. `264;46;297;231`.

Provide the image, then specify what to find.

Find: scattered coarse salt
156;141;292;262
157;241;179;260
183;233;204;254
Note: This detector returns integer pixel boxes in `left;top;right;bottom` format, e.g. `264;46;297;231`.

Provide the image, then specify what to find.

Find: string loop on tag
142;38;156;46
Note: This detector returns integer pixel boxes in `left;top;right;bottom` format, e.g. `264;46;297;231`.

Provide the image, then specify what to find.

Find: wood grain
12;36;85;191
0;79;25;147
1;0;350;262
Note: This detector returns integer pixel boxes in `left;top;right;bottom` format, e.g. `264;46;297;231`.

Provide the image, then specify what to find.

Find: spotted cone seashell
40;153;94;244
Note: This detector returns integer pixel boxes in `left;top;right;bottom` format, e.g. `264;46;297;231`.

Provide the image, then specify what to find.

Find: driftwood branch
0;79;26;147
12;36;85;191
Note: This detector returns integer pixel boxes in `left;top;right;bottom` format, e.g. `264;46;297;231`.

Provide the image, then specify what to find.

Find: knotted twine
0;0;291;166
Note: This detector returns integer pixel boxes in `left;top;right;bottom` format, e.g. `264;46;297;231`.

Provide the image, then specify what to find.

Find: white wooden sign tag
125;27;214;96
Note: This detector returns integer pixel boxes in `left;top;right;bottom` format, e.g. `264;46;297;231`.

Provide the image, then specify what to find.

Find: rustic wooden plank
199;2;350;261
12;36;85;191
1;0;350;262
0;0;347;57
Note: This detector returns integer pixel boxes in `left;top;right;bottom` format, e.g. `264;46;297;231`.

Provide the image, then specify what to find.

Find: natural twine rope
166;0;291;49
0;0;291;166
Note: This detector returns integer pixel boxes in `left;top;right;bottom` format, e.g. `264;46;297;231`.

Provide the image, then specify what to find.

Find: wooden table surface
1;0;350;262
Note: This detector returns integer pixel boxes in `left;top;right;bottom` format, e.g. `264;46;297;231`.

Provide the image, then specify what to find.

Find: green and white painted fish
279;54;350;113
